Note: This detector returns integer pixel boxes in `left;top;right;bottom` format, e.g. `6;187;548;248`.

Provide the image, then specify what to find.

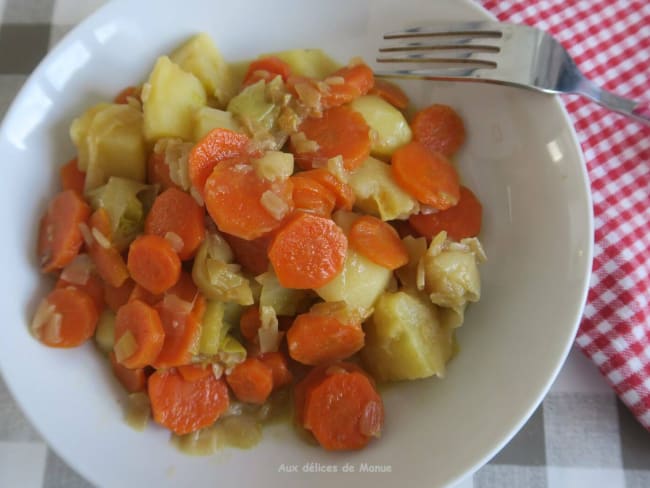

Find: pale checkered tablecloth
1;1;649;487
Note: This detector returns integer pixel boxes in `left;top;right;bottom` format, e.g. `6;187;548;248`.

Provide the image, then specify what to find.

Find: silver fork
376;22;650;126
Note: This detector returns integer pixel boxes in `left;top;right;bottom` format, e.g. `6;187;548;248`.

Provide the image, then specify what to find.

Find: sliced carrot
147;149;180;191
259;352;293;390
149;368;229;435
222;233;271;275
225;358;274;404
268;213;347;289
188;128;250;197
32;287;98;348
303;368;383;450
410;104;466;157
369;79;409;110
204;157;294;240
166;271;199;303
55;272;104;313
152;293;205;369
178;364;212;383
242;56;292;86
240;306;261;344
104;279;135;312
349;215;409;270
88;208;129;288
59;158;85;194
128;284;162;307
290;174;336;217
298;168;355;211
114;86;141;105
391;141;460;210
109;352;146;393
319;63;374;109
38;190;91;273
144;187;206;260
291;105;370;171
409;186;483;241
293;362;372;426
127;234;181;295
114;299;165;369
287;307;364;365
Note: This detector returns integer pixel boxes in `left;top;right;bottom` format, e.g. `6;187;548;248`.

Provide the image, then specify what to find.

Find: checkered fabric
480;0;650;434
0;1;649;487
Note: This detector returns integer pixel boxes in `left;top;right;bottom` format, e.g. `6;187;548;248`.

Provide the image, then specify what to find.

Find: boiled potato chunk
193;106;242;141
170;33;236;106
264;48;340;79
361;291;453;381
348;157;419;220
350;95;412;158
142;56;206;141
70;103;146;192
315;247;391;312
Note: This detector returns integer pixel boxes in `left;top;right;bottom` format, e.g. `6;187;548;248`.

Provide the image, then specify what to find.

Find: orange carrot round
226;358;274;404
204;157;294;240
298;168;356;211
291;105;371;171
268;213;347;289
59;158;85;194
349;215;409;270
177;364;212;383
370;79;409;110
188;128;250;197
410;104;466;157
303;368;384;450
88;208;130;288
239;306;261;344
104;279;135;312
391;141;460;210
38;190;91;273
320;63;375;109
109;352;147;393
144;187;206;260
290;174;336;217
114;299;165;369
149;368;229;435
147;149;180;191
222;233;271;275
243;56;292;86
287;310;364;365
152;293;205;369
32;287;98;348
259;352;293;390
409;186;483;241
128;284;163;307
127;234;181;295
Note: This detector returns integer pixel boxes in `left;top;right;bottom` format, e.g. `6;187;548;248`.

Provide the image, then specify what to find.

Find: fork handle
577;78;650;126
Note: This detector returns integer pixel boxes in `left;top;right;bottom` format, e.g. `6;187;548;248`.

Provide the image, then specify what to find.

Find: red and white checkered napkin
480;0;650;429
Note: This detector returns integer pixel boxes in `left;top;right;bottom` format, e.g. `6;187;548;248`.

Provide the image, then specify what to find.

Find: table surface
1;0;649;487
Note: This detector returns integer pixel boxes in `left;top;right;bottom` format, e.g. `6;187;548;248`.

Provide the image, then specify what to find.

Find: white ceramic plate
0;0;593;486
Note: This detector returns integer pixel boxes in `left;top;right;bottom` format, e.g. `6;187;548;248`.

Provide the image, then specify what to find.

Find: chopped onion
163;292;194;316
206;233;234;263
359;400;383;438
114;330;137;363
260;190;289;221
293;82;322;111
42;312;63;345
124;392;151;432
416;258;426;291
164;140;193;190
326;156;348;183
324;76;345;85
31;299;56;334
252;151;294;182
78;222;93;247
190;186;204;207
290;132;319;154
91;227;111;249
164;231;184;253
419;205;439;216
258;305;280;353
60;254;93;285
212;363;224;380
